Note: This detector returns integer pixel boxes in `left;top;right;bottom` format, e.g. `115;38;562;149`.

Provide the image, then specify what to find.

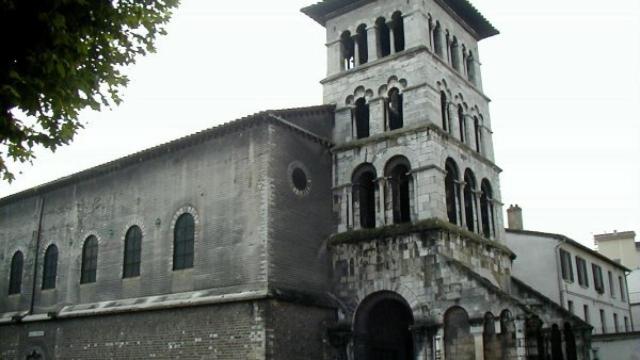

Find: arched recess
564;323;577;360
463;169;477;232
80;235;98;284
444;158;459;225
525;316;545;360
42;244;58;290
444;306;475;360
8;251;24;294
440;91;449;132
466;51;476;83
433;22;443;57
473;116;482;153
499;310;517;359
354;97;370;139
341;31;355;70
356;24;368;65
387;87;403;131
376;17;391;58
483;312;500;360
480;179;494;239
450;36;460;71
457;104;466;143
550;324;563;360
352;163;377;229
353;291;414;360
391;11;405;53
385;156;411;224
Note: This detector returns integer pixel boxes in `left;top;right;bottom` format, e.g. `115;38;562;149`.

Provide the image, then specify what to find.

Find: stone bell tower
301;1;534;359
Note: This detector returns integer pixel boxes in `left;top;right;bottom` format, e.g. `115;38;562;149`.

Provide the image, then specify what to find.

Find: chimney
507;204;523;230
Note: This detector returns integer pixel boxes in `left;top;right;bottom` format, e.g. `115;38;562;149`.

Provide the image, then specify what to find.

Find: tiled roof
301;0;499;39
0;105;335;206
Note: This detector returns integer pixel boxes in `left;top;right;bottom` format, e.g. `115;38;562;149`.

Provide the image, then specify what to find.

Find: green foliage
0;0;180;182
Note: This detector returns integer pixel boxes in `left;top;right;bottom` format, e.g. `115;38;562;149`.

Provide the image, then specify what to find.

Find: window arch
42;245;58;290
433;22;443;57
458;104;466;143
466;51;476;84
80;236;98;284
356;24;368;65
387;87;403;130
123;226;142;278
354;97;370;139
450;37;460;71
480;179;494;239
440;91;449;132
463;169;477;232
473;116;482;153
340;31;355;70
445;158;459;225
8;251;23;295
376;17;391;58
173;213;195;270
352;164;377;229
385;156;411;224
391;11;405;53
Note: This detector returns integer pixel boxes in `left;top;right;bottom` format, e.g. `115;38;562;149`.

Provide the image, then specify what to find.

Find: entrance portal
354;292;414;360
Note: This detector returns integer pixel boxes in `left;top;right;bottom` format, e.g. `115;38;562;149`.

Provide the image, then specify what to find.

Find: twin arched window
173;213;195;270
42;245;58;289
8;251;23;295
80;236;98;284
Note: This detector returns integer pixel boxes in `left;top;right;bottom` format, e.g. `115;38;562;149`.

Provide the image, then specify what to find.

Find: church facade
1;1;591;359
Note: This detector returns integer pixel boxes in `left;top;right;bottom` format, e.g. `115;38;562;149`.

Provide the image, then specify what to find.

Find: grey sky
1;0;638;247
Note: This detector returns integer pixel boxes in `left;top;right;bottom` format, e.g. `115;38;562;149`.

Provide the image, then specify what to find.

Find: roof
506;229;631;272
594;230;636;242
301;0;499;40
0;105;335;206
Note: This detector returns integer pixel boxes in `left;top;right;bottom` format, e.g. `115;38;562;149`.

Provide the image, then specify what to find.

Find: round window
292;168;308;192
288;161;311;196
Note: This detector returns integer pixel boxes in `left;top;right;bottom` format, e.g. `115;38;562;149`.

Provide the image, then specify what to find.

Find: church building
1;0;592;359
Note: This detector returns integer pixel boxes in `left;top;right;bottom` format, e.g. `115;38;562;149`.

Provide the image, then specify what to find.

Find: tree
0;0;180;182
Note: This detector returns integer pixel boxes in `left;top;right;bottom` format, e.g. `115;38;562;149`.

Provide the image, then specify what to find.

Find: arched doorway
354;292;415;360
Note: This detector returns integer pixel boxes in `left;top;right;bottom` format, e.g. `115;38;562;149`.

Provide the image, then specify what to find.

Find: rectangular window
583;305;590;324
608;271;615;297
576;257;589;287
624;317;630;332
567;300;574;314
592;264;604;294
613;313;619;333
619;276;625;302
559;249;574;282
600;309;607;334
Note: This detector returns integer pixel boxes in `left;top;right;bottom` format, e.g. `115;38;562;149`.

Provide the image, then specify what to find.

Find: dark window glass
123;226;142;278
42;245;58;289
81;236;98;284
8;251;23;295
576;257;588;287
592;264;604;293
173;213;195;270
354;97;370;139
559;249;574;282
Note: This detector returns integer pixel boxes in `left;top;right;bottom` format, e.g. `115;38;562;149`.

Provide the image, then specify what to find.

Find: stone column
354;35;361;66
456;180;467;229
346;185;353;230
375;177;386;226
471;324;485;360
366;26;377;62
473;190;483;234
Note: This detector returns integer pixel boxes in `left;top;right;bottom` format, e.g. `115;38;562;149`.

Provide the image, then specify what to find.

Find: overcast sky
1;0;638;248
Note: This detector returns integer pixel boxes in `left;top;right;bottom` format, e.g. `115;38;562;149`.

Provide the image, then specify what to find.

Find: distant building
505;206;633;335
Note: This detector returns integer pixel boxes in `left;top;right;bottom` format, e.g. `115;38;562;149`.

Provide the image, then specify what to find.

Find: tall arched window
354;97;370;139
80;236;98;284
340;31;355;70
386;156;411;224
458;105;466;143
440;91;449;132
433;22;443;57
8;251;23;295
391;11;404;53
500;310;517;359
173;213;195;270
445;158;459;225
123;226;142;278
387;88;403;130
483;313;497;360
444;307;475;359
352;164;377;229
480;179;494;239
356;24;368;65
525;317;545;360
466;51;476;84
450;37;460;71
473;116;482;153
376;17;391;58
463;169;477;232
42;245;58;290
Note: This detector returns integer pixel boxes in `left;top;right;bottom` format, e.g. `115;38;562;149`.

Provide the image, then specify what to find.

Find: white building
505;206;633;335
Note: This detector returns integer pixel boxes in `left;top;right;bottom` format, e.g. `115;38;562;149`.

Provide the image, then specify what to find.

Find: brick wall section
0;300;268;359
